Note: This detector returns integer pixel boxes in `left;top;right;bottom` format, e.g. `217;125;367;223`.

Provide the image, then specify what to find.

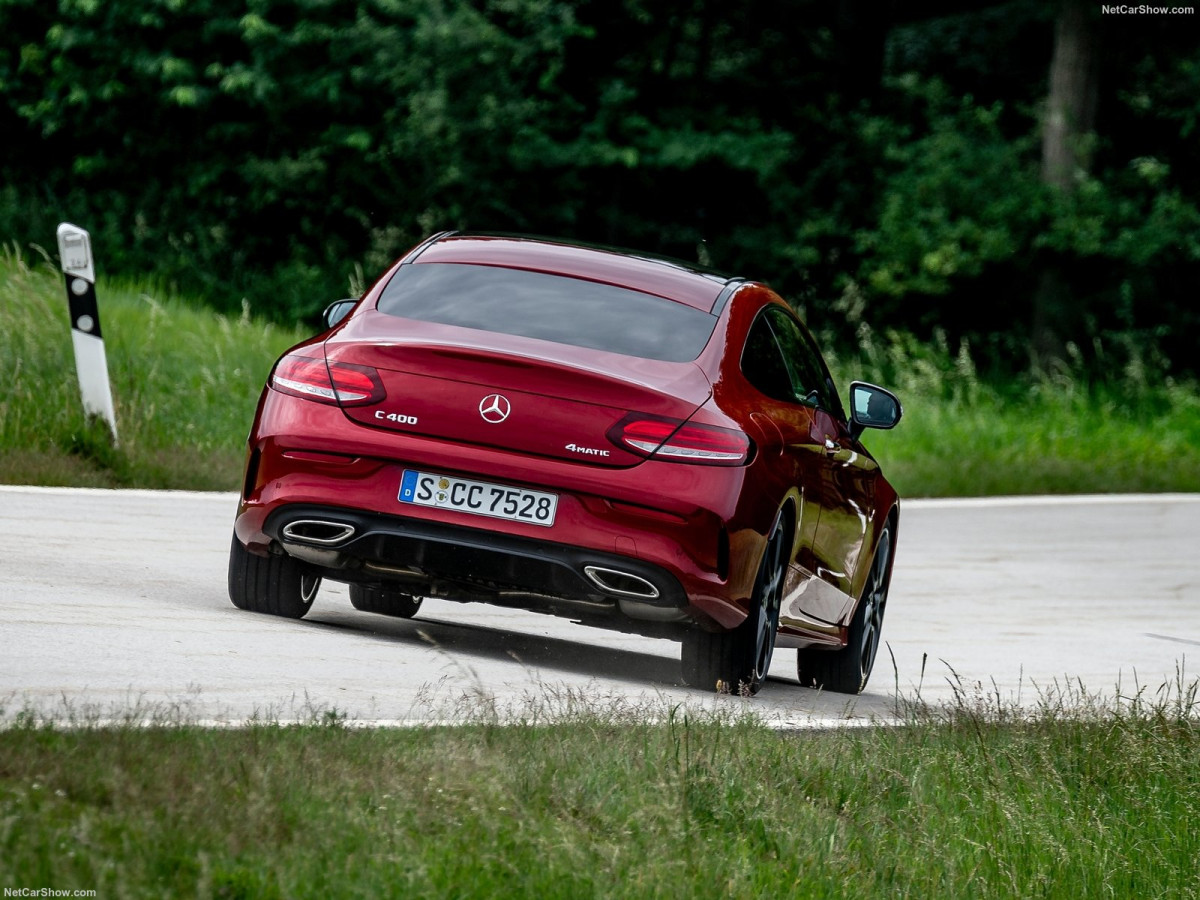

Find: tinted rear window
376;263;717;362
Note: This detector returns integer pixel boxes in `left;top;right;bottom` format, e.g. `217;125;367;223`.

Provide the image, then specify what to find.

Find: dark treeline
1;0;1197;375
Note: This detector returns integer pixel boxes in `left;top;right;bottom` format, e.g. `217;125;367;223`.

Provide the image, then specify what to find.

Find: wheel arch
763;485;801;568
778;495;800;568
883;503;900;577
723;492;799;631
845;500;900;623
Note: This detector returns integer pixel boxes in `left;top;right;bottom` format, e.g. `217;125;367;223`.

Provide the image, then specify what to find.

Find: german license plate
399;470;557;527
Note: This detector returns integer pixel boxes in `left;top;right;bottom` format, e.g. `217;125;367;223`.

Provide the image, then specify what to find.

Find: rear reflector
607;414;751;466
270;354;384;407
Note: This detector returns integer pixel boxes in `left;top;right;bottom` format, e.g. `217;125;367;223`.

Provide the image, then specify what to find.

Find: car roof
410;233;742;312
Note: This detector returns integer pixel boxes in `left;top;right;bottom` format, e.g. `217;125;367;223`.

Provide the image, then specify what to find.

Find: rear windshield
376;262;717;362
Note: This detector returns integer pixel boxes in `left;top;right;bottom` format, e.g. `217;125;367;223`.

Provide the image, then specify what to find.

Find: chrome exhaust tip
281;519;356;546
583;565;661;600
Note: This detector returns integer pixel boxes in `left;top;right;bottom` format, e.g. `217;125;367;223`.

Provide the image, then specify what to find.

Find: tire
348;583;422;619
681;515;786;695
797;524;893;694
228;534;320;619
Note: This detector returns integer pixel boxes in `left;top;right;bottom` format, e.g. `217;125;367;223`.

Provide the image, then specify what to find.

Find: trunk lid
324;313;713;467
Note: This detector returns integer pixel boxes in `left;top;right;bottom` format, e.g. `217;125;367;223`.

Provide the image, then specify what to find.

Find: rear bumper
260;503;693;633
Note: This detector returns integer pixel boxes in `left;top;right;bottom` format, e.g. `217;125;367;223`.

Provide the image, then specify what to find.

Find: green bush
1;2;1198;374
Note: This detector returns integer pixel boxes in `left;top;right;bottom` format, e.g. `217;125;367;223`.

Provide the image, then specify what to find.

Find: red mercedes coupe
229;233;902;694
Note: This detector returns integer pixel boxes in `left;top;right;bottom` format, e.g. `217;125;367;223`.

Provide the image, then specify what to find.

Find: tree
1034;0;1100;366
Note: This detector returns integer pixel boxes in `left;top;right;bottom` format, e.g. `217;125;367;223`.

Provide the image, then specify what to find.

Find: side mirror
848;381;902;440
322;299;357;330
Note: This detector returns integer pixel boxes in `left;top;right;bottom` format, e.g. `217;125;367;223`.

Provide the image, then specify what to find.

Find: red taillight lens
608;414;752;466
270;354;384;406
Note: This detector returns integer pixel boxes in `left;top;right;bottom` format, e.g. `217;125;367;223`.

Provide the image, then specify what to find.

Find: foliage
0;0;586;320
843;69;1200;369
0;1;1198;373
854;77;1043;301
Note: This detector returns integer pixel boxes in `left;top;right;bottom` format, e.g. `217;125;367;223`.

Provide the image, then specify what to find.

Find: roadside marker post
56;223;119;445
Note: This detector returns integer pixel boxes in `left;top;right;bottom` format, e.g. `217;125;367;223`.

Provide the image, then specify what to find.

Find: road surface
2;486;1197;725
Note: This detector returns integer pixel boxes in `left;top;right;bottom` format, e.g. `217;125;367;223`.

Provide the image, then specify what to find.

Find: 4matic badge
565;443;610;457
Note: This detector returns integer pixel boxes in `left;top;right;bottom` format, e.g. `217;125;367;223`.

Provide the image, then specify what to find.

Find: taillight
270;354;384;407
607;414;752;466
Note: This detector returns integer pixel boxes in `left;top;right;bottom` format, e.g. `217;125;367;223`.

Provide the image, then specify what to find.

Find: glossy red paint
231;233;901;693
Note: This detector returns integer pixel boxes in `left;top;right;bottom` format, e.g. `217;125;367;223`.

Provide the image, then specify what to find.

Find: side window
766;308;828;408
741;312;795;404
742;306;846;418
773;308;846;419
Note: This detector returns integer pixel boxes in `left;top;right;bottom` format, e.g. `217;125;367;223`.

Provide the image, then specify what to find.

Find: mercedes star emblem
478;393;512;424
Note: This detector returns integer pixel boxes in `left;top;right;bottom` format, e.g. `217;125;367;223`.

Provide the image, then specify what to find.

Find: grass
1;681;1198;899
2;244;1198;494
0;245;306;490
829;327;1200;497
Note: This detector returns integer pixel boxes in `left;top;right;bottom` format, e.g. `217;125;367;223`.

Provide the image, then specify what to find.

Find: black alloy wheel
681;515;786;695
797;524;893;694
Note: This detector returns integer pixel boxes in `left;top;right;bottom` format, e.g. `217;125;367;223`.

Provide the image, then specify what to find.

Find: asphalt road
2;486;1198;725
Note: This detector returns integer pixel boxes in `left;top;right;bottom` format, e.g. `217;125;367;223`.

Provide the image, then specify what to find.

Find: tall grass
1;680;1198;898
0;246;306;489
826;325;1200;496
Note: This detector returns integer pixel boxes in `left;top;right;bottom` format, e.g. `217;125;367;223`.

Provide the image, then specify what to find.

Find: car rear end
233;237;757;634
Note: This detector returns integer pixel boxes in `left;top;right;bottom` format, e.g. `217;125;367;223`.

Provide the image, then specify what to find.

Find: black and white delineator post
56;223;118;444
